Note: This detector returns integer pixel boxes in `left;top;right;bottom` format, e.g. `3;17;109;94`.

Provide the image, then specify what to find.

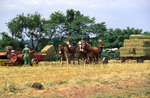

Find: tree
65;9;95;45
43;11;66;42
7;12;46;51
100;27;142;60
43;9;97;46
0;32;25;51
143;31;150;36
90;22;107;38
103;27;142;48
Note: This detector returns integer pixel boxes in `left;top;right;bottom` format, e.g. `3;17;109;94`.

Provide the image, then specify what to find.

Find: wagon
120;35;150;63
0;45;56;66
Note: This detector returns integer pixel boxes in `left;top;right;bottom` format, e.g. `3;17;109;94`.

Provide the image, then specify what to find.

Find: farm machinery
120;35;150;63
0;45;56;66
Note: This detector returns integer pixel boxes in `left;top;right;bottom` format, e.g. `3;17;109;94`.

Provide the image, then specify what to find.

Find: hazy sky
0;0;150;39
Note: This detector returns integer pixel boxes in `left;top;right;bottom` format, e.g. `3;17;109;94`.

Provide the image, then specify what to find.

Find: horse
63;40;76;65
76;42;88;65
57;44;65;65
82;42;99;64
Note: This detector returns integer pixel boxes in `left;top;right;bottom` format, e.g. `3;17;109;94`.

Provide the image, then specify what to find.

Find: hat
78;41;81;44
99;40;102;42
25;44;28;47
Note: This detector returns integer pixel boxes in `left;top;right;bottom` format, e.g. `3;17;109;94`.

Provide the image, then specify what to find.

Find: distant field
0;61;150;98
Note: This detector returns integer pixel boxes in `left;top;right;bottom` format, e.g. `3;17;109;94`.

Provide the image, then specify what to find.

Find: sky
0;0;150;39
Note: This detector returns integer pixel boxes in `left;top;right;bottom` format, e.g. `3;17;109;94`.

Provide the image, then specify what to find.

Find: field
0;60;150;98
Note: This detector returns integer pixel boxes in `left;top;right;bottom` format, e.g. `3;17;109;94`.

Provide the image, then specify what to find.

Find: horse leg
59;56;62;65
60;57;62;65
82;57;85;66
96;55;99;64
78;57;79;65
77;55;79;65
89;57;91;64
73;55;75;65
65;54;69;65
68;56;71;64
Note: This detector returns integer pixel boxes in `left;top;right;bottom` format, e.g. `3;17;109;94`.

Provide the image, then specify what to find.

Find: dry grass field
0;60;150;98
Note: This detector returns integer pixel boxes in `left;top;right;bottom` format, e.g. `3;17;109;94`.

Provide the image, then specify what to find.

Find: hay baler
0;45;56;66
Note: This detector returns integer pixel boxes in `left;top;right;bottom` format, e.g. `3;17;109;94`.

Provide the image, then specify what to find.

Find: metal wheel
0;61;3;66
121;57;125;63
31;58;39;66
10;54;18;63
102;57;108;64
138;58;144;63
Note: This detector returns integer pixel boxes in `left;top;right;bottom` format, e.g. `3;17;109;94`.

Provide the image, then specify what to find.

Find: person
98;40;105;59
22;44;31;66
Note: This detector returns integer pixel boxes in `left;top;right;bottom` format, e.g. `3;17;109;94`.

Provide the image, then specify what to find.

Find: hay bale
5;46;13;50
123;39;150;47
120;47;150;51
41;45;55;59
120;35;150;57
130;35;150;39
120;47;150;57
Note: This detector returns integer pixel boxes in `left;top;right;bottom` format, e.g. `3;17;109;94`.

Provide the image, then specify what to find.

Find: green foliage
143;31;150;36
101;51;120;60
0;32;26;51
43;11;66;42
102;27;142;48
65;9;95;45
2;9;149;60
7;12;46;51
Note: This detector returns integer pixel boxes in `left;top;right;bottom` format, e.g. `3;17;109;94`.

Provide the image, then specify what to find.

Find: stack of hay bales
41;45;55;59
120;35;150;57
5;46;13;50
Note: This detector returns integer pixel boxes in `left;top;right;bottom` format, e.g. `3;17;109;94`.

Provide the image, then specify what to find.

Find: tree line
0;9;150;60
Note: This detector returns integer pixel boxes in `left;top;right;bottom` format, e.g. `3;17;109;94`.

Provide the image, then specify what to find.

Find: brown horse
57;44;65;65
63;41;76;65
82;42;99;64
76;42;88;65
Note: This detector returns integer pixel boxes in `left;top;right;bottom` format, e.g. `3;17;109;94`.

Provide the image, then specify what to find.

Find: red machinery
0;46;56;66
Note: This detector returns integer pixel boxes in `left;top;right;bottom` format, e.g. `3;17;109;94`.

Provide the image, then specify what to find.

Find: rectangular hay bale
41;45;55;59
130;35;150;39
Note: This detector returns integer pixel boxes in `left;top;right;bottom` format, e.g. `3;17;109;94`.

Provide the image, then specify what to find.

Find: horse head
82;42;91;52
63;40;72;49
77;42;84;52
57;44;64;54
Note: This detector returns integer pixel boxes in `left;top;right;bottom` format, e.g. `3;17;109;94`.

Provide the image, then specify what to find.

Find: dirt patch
56;78;150;98
1;78;149;98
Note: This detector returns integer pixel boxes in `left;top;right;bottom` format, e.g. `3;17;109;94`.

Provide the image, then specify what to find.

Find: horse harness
84;44;97;56
65;45;74;56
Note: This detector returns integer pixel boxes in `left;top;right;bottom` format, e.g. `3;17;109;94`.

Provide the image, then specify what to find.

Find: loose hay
41;45;55;59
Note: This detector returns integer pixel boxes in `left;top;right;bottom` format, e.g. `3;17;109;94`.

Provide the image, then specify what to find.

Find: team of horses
57;40;100;65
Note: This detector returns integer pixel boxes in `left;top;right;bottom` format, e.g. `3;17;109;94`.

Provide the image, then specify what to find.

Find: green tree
7;12;46;51
43;11;66;42
101;27;142;60
43;9;97;46
103;27;142;48
143;31;150;36
0;32;25;51
65;9;95;45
